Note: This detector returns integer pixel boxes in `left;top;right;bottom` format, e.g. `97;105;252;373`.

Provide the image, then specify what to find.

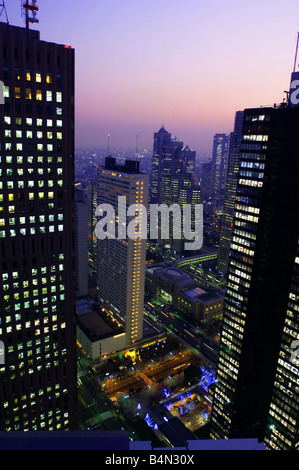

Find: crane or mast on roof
293;31;299;73
21;0;39;29
0;0;9;23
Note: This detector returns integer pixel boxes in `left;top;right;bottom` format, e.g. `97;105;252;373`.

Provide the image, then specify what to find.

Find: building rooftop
102;157;141;174
182;286;223;303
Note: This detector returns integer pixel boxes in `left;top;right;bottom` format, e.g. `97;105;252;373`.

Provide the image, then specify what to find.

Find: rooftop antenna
21;0;39;29
107;133;110;157
0;0;9;23
135;134;139;160
293;31;299;72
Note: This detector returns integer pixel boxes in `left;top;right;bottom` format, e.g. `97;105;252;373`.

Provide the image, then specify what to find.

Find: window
36;90;42;101
15;87;21;99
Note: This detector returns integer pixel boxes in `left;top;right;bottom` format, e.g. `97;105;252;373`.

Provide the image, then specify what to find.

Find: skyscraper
0;23;76;430
217;111;243;274
150;127;200;254
75;186;88;298
210;105;299;449
150;126;183;205
97;158;148;348
212;133;229;196
87;183;97;269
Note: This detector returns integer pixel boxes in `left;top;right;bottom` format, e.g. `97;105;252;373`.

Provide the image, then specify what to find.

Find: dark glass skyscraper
210;105;299;449
217;111;243;274
0;23;76;430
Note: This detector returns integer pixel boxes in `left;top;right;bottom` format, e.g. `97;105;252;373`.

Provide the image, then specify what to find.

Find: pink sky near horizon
5;0;299;155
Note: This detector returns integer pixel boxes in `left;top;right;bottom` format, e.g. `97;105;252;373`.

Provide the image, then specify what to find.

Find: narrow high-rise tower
212;133;229;196
97;158;148;348
0;22;76;430
217;111;243;274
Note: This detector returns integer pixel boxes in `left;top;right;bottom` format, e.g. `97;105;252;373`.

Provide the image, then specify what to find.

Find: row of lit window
239;152;266;161
4;86;62;103
0;225;64;237
1;190;57;199
2;265;64;283
4;113;62;127
0;156;63;164
0;214;63;224
228;275;250;289
1;178;62;188
234;211;259;224
3;132;63;144
239;169;264;179
5;70;54;84
240;143;268;151
233;227;257;241
3;294;64;308
243;134;269;141
5;121;62;133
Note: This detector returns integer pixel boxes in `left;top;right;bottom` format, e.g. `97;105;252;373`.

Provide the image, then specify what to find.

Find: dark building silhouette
211;105;299;450
0;23;77;430
217;111;243;274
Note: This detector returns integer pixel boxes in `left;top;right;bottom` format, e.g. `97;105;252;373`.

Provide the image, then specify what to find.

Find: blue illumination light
199;366;216;390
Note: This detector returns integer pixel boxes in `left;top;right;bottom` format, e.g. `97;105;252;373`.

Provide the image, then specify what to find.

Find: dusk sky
5;0;299;155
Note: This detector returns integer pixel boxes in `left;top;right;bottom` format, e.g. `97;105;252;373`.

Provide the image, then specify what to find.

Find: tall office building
199;161;214;202
217;111;243;274
75;187;88;298
210;105;299;449
212;133;229;196
87;183;97;268
0;23;76;430
150;126;183;204
150;127;200;254
97;158;149;348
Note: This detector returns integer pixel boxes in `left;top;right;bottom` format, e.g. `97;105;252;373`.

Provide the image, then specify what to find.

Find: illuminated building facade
210;106;299;449
87;183;97;268
212;133;229;196
75;187;88;298
97;158;149;348
0;23;76;430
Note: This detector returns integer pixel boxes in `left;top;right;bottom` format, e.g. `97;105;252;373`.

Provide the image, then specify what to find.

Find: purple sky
5;0;299;155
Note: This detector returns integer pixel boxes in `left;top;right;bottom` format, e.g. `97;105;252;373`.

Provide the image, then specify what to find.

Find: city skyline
4;0;299;154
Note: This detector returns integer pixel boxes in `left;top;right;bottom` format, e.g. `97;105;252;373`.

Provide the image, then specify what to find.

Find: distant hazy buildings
150;127;200;254
97;157;149;348
210;105;299;450
0;23;76;430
